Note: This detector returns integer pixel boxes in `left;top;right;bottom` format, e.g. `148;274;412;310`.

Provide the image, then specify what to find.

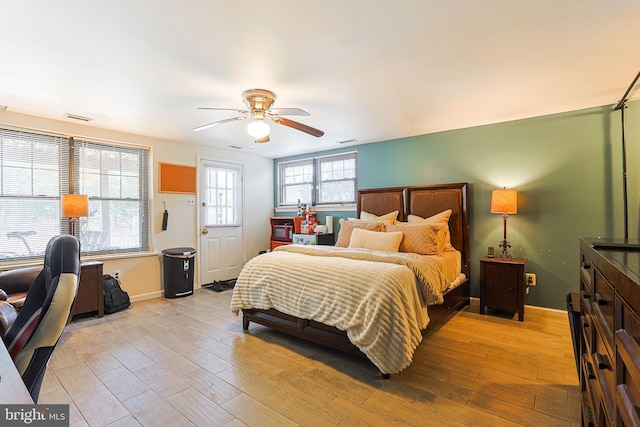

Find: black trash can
162;247;196;298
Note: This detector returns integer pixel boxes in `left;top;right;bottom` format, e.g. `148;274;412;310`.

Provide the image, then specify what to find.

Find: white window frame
202;161;243;227
278;151;357;208
0;127;150;263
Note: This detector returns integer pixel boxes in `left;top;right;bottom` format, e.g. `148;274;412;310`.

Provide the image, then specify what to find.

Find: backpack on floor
103;274;131;314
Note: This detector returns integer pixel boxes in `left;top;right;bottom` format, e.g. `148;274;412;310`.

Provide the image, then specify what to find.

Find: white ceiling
1;1;639;159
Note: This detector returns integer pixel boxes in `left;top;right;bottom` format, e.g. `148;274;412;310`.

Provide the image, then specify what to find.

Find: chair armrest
0;301;17;336
0;267;40;294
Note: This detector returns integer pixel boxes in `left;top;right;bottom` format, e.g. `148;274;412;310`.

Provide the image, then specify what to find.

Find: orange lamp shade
490;189;517;214
61;194;89;218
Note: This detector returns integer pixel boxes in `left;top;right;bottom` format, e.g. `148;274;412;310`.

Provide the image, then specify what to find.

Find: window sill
275;204;356;213
0;251;158;270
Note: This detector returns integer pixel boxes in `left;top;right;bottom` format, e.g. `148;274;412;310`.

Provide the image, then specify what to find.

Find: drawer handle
594;352;609;370
583;262;591;270
594;293;607;306
581;290;591;299
586;360;596;380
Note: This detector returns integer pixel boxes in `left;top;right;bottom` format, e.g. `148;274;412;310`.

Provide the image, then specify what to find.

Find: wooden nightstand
292;233;334;245
72;261;104;318
479;257;527;321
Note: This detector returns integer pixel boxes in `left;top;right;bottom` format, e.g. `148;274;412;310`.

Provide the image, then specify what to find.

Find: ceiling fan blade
268;108;310;117
198;107;249;114
274;117;325;137
192;116;245;132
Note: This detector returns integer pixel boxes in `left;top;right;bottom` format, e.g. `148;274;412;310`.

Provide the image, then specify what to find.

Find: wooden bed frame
242;182;470;373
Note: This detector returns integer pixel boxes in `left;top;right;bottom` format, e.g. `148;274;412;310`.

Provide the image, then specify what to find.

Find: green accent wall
275;101;640;309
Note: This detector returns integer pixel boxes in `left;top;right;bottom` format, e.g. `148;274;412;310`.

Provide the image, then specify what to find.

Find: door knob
202;228;208;235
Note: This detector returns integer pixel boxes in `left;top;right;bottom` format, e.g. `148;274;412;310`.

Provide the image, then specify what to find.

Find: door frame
196;155;246;287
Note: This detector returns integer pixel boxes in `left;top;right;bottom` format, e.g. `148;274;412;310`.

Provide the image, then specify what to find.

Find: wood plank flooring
39;289;580;426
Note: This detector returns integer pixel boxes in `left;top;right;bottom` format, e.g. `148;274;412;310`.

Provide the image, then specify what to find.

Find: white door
198;158;244;285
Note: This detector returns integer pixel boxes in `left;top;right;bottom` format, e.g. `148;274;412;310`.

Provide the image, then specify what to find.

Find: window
202;161;242;226
0;128;149;262
75;139;149;254
278;151;357;206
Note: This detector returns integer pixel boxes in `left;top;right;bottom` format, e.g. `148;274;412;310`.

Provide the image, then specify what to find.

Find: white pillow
407;209;455;251
358;210;399;224
348;228;403;252
335;218;385;247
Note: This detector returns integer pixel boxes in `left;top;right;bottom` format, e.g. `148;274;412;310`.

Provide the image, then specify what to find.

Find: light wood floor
40;289;581;426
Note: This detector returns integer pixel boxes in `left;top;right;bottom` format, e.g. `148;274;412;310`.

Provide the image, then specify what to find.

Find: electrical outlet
526;273;536;286
187;197;195;206
113;270;121;281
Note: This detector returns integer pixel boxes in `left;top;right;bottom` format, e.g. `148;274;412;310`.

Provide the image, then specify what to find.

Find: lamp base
498;239;512;259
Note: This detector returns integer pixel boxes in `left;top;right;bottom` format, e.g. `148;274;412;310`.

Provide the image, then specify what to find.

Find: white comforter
230;244;460;374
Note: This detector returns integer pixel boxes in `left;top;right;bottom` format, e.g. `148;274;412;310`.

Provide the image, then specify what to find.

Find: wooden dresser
579;237;640;426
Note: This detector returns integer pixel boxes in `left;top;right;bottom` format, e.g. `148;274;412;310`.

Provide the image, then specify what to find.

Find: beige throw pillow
385;222;447;255
359;210;399;224
407;209;455;251
335;218;385;247
348;228;403;252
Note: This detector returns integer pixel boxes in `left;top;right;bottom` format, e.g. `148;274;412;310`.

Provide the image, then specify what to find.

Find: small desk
292;233;334;245
0;341;33;403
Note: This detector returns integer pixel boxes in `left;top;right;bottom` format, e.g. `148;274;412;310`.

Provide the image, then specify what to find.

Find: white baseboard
130;290;163;303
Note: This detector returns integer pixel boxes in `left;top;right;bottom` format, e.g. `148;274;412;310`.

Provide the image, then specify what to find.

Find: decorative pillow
407;209;451;225
335;218;385;247
407;209;455;251
348;228;403;252
349;211;398;224
359;210;399;224
385;222;447;255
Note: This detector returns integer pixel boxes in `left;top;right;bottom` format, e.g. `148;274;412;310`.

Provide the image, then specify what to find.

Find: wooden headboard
357;183;470;277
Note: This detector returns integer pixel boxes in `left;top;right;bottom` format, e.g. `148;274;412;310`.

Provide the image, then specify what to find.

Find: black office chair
3;234;80;402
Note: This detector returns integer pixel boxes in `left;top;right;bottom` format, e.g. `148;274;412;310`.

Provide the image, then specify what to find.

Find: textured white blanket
230;245;459;374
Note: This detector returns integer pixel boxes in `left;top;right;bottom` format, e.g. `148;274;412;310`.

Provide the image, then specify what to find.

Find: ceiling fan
193;89;325;143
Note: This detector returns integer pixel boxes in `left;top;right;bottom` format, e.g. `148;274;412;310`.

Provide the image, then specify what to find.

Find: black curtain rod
615;70;640;110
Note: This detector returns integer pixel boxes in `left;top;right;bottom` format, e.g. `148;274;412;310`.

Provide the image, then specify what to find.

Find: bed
230;182;470;377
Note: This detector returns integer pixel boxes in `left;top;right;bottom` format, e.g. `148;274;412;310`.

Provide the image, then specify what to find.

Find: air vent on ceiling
64;113;93;122
336;139;357;145
227;145;243;150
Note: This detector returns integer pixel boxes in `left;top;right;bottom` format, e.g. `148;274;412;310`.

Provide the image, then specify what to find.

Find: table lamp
491;188;517;259
61;194;89;236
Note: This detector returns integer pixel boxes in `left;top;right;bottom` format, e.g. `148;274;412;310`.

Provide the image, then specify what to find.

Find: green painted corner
275;101;640;310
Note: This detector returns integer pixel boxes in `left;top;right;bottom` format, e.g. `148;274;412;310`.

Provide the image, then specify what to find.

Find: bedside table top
480;257;527;265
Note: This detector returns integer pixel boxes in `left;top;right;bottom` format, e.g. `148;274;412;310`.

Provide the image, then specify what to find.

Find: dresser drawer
616;384;640;427
581;251;593;293
581;314;593;357
593;268;615;353
593;329;615;425
582;354;600;426
616;300;640;424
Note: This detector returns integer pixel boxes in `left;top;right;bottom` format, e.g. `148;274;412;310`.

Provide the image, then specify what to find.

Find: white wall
0;111;273;301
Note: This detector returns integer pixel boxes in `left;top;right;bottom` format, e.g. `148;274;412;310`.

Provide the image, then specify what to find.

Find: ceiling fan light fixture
247;119;270;139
